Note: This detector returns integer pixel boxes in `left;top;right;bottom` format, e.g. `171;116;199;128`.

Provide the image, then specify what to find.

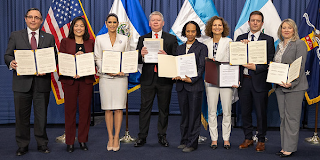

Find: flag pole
305;102;320;145
120;93;136;143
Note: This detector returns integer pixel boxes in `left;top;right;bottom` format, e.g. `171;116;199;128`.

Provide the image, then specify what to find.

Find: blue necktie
249;34;255;75
251;34;255;41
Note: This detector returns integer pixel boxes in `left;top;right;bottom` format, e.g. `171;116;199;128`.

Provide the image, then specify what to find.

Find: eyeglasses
26;15;42;21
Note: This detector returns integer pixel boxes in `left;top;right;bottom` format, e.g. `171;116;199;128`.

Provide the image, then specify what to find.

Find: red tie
31;32;37;50
154;33;159;72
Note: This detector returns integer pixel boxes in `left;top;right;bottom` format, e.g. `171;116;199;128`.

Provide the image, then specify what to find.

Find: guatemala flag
170;0;219;130
97;0;151;93
234;0;281;47
169;0;219;45
298;0;320;105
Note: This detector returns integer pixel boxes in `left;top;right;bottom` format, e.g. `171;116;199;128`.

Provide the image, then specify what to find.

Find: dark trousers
138;73;173;139
178;89;202;149
239;77;268;142
14;78;50;148
63;78;93;145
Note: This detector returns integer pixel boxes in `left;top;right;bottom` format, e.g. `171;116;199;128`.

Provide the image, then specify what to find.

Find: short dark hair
68;16;90;41
249;11;264;22
25;8;43;20
106;13;119;22
205;16;230;38
181;21;201;38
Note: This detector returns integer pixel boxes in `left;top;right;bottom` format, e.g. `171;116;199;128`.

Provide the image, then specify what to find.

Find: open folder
205;58;239;87
14;47;56;75
101;50;138;74
266;56;302;84
58;52;95;77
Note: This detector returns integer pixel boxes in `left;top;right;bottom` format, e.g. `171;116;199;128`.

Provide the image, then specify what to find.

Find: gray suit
4;29;56;148
274;39;308;152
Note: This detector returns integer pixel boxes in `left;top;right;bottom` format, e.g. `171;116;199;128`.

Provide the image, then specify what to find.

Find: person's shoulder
140;32;152;38
117;33;128;40
294;39;307;48
86;38;95;44
10;29;26;36
164;31;176;38
260;33;274;40
236;33;248;40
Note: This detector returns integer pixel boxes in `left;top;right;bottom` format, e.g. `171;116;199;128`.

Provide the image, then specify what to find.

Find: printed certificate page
158;54;177;78
287;56;302;83
121;50;138;73
248;40;267;64
219;64;239;87
58;52;76;77
76;52;95;77
35;47;56;74
102;51;121;73
143;40;161;63
177;53;197;78
229;42;247;65
14;50;37;75
266;62;289;84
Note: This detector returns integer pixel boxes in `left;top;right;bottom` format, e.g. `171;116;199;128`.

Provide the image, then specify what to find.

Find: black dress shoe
16;147;28;156
224;145;231;150
79;142;88;151
210;144;218;150
134;138;146;147
67;145;74;153
37;145;50;153
158;135;169;147
275;151;283;156
279;152;293;157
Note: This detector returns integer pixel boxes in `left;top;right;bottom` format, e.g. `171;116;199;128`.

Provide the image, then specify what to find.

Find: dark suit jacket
236;32;275;92
137;31;178;86
4;29;56;92
58;38;95;85
175;40;208;92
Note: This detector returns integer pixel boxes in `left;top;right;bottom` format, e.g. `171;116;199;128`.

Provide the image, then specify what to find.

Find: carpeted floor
0;115;319;160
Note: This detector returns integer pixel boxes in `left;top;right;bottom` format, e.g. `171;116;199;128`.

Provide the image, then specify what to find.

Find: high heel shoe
113;140;120;152
67;145;74;153
79;142;88;151
106;141;113;151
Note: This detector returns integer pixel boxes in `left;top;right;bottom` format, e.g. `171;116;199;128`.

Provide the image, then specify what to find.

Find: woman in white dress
94;13;129;152
204;16;236;150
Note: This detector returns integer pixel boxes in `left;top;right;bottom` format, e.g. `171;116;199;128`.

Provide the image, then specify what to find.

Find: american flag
42;0;96;104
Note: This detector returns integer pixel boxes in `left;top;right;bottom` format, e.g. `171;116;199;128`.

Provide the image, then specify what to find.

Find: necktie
249;34;255;75
31;32;37;50
154;33;159;72
251;34;255;41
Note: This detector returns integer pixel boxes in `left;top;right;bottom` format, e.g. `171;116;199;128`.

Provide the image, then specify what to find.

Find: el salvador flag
169;0;219;45
234;0;281;47
97;0;151;93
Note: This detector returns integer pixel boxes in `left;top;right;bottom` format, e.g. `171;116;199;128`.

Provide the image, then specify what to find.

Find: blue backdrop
1;0;318;128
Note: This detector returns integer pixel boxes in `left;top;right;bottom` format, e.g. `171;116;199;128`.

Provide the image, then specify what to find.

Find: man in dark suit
4;8;56;156
236;11;275;152
134;11;178;147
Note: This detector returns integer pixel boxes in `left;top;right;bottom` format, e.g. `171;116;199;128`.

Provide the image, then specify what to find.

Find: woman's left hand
182;75;192;83
280;81;292;88
75;51;84;55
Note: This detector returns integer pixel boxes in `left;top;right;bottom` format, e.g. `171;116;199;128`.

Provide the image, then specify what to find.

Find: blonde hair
277;18;299;41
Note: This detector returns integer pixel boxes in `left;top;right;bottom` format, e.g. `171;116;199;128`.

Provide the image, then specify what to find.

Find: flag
169;0;219;45
97;0;151;93
42;0;97;104
298;0;320;105
170;0;219;130
234;0;281;47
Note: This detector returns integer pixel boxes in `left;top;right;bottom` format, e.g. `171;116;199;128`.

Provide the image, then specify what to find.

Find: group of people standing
4;7;307;158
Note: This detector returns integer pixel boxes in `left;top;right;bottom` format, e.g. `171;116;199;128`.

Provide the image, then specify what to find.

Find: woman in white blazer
94;13;129;152
204;16;234;150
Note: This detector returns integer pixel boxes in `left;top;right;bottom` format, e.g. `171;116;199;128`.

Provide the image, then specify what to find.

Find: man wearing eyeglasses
4;8;56;156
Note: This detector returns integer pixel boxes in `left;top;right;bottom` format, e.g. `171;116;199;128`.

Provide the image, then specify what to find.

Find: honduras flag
234;0;281;47
97;0;151;93
169;0;219;45
298;0;320;105
170;0;219;130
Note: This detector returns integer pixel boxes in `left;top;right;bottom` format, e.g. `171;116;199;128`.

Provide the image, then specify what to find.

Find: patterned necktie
154;33;159;72
31;32;37;50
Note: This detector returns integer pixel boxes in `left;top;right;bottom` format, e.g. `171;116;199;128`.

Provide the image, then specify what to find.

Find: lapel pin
119;40;122;44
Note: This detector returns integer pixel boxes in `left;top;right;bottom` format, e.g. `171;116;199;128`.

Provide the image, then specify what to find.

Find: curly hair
205;16;230;38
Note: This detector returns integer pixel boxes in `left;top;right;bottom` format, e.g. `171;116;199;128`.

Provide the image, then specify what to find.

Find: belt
243;75;252;79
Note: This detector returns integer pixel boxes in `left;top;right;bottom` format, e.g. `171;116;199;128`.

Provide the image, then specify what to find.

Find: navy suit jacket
4;29;56;92
175;40;208;92
137;31;178;86
236;32;275;92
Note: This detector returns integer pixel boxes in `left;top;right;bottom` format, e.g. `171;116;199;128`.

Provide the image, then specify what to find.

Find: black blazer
136;31;178;86
236;32;275;92
175;40;208;92
4;29;56;92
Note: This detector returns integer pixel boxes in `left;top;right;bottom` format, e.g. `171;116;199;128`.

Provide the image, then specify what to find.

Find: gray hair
277;18;300;41
149;11;164;21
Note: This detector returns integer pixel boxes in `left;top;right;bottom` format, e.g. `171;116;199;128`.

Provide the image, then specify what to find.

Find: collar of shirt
152;30;162;39
27;27;40;45
248;31;261;41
